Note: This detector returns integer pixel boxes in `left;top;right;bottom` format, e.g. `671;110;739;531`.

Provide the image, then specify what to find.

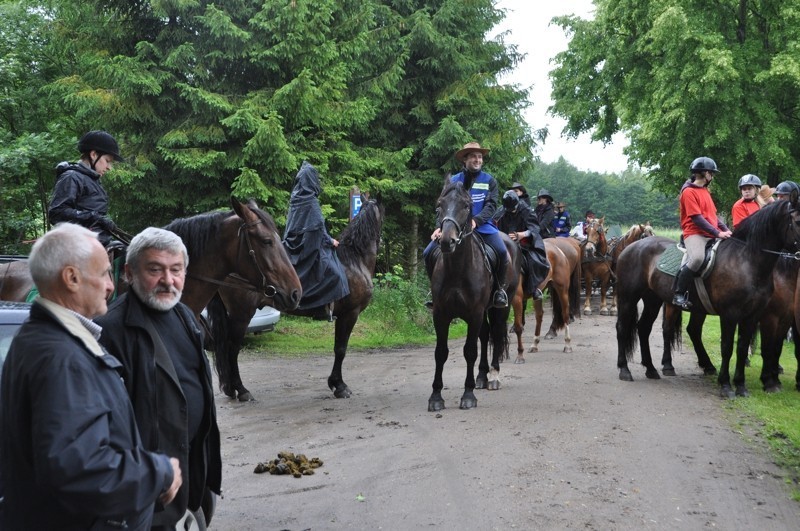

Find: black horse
615;197;800;398
206;200;384;401
427;180;519;411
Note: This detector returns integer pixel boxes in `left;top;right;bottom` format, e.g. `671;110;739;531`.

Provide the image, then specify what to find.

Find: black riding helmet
689;156;719;174
775;180;800;198
77;130;125;162
502;190;519;212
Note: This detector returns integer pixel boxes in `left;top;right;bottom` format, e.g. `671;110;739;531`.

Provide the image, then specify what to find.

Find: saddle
424;237;496;283
656;240;721;279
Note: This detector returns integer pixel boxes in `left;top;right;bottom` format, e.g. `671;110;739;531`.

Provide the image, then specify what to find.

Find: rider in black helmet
496;190;549;300
774;180;800;201
48;131;125;247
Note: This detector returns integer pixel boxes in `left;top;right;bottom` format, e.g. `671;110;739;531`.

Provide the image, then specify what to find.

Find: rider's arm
689;214;721;237
472;177;498;227
716;217;731;233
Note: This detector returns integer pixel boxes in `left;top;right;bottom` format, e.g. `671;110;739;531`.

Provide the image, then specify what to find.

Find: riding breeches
477;231;508;270
682;234;710;273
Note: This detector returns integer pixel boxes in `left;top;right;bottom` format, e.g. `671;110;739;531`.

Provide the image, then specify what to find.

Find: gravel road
210;302;800;530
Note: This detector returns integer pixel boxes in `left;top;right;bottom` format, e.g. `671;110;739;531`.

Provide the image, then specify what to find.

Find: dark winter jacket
1;299;174;530
534;202;556;238
96;293;222;527
48;161;114;245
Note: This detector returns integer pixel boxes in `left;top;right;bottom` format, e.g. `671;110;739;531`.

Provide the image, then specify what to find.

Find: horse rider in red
731;174;762;229
673;156;732;309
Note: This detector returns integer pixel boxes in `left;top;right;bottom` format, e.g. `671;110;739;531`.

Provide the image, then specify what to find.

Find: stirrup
671;293;692;310
493;289;508;308
533;288;543;301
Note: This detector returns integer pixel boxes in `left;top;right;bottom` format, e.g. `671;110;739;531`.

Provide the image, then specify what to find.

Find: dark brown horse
759;257;800;392
580;217;613;316
427;181;519;411
510;238;573;362
206;199;384;401
615;198;800;398
0;199;302;323
608;222;654;314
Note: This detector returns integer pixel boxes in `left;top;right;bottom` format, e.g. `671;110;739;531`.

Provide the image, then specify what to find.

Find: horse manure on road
253;451;324;478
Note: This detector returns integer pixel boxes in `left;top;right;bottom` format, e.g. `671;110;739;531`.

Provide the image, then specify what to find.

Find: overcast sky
494;0;631;174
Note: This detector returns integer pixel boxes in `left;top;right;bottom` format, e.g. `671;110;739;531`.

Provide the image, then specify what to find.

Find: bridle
439;215;473;247
187;218;279;298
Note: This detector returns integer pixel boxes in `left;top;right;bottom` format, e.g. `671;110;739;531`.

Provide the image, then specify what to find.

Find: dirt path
211;302;800;530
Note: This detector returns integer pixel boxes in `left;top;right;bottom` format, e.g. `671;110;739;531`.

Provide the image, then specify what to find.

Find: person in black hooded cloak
283;161;350;321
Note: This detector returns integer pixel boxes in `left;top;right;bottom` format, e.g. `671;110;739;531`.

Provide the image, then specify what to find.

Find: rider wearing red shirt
730;174;762;229
673;156;732;309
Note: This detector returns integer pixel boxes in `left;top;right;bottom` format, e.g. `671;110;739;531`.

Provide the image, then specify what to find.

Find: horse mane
338;200;383;266
731;199;790;254
164;210;230;262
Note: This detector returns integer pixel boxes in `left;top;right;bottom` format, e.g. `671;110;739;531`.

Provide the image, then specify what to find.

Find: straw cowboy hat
757;184;775;208
555;201;567;208
455;142;490;162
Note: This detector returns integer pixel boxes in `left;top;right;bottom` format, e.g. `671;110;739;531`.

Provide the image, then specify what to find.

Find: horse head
229;198;302;311
436;181;473;254
583;218;607;258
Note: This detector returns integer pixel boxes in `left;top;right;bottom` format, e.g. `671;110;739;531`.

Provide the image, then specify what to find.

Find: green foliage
527;158;680;228
550;0;800;213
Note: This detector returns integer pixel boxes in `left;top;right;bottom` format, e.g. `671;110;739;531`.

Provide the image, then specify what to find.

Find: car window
0;324;22;369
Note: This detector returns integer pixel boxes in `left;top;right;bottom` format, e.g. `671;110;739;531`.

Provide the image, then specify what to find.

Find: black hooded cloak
283;161;350;310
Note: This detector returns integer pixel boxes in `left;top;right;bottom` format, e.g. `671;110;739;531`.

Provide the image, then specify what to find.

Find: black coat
48;162;114;245
283;161;350;310
496;206;550;293
96;293;222;527
534;203;556;239
1;300;173;530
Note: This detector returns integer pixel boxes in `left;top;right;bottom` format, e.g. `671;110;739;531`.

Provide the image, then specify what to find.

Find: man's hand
160;458;183;505
96;216;117;232
430;228;442;241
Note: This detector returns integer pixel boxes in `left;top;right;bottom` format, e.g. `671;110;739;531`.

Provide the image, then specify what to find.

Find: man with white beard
96;227;222;531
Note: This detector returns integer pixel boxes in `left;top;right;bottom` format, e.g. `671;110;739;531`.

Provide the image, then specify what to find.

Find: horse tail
568;258;582;318
488;307;510;361
206;293;232;385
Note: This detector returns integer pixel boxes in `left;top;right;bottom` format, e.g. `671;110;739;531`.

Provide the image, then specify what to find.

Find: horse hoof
459;397;478;409
220;384;236;399
600;309;609;316
661;368;676;377
610;310;617;316
703;366;718;376
735;386;750;398
475;379;487;390
514;357;526;364
583;308;592;316
428;400;445;412
763;384;782;394
563;346;573;353
333;385;352;399
720;385;735;399
237;391;254;402
619;368;633;382
487;380;501;391
645;369;661;379
544;332;557;340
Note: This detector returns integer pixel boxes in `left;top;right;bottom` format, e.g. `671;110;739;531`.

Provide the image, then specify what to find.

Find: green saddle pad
656;245;683;277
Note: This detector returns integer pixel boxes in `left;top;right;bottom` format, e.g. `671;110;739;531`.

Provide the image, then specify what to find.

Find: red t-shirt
680;184;719;237
731;198;760;229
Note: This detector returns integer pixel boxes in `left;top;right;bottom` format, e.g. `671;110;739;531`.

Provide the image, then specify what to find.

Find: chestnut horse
510;238;573;362
580;217;613;316
0;199;302;323
427;181;519;411
615;199;800;398
544;236;582;337
205;199;384;401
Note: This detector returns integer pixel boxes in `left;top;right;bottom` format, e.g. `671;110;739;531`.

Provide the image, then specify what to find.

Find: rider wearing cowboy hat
533;189;555;238
424;141;510;308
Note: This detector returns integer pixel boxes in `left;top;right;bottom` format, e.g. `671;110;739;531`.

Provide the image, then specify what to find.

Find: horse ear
230;197;248;219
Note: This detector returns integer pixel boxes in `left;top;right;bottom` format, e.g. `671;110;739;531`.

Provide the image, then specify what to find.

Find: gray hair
29;223;98;290
126;227;189;271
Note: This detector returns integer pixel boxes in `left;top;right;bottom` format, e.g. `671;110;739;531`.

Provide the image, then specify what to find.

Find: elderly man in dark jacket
1;223;181;530
96;227;222;530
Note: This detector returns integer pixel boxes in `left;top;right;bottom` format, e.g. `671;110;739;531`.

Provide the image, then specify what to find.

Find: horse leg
476;315;491;389
658;304;682;377
459;319;482;409
428;315;452;412
512;291;526;363
529;298;544;353
734;321;757;397
583;269;593;315
685;312;717;375
616;290;640;382
486;308;508;390
328;315;356;398
637;297;662;379
228;317;254;401
717;319;737;399
598;271;610;316
758;313;785;393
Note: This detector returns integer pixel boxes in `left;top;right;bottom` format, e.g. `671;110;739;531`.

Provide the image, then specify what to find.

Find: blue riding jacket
451;171;499;235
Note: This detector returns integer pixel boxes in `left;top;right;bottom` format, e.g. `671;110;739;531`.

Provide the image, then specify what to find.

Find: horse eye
262;237;273;245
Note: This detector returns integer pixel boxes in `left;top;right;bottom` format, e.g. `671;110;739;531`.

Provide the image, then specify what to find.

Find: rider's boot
492;261;509;308
671;265;693;310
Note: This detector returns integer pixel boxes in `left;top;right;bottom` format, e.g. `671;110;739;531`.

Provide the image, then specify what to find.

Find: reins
439;215;473;246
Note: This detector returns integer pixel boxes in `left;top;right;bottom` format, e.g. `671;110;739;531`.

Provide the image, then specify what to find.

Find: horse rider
533;189;556;238
552;201;572;237
48;130;126;249
774;180;800;201
673;156;732;310
731;174;762;229
496;190;549;300
510;182;532;210
424;142;509;308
